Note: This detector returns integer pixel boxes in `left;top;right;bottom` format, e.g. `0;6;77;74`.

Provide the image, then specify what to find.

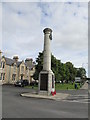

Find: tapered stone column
43;28;51;71
38;28;55;95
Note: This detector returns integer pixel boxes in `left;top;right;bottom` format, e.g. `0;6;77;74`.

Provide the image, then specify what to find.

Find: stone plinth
38;70;55;95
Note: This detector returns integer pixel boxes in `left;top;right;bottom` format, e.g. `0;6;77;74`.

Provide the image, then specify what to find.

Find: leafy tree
76;67;86;78
33;52;43;80
65;62;77;82
33;51;86;82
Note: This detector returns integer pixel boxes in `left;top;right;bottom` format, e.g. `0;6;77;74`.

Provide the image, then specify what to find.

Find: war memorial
38;28;55;95
21;28;69;99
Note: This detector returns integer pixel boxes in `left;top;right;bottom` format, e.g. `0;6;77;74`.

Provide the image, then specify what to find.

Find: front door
21;74;23;80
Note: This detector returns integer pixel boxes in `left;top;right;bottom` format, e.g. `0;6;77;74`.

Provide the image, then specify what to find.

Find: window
3;73;5;80
26;67;27;70
1;73;2;80
0;62;2;68
2;62;5;68
13;64;16;72
21;74;23;80
14;65;16;70
0;62;5;69
0;73;2;80
21;66;24;72
12;74;16;81
0;62;1;68
0;73;5;80
31;67;33;70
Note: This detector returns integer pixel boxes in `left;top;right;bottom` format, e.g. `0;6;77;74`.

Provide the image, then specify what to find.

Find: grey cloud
2;2;88;75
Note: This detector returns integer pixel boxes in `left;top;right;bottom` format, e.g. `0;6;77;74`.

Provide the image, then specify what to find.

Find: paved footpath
21;83;89;102
21;90;90;104
21;92;69;101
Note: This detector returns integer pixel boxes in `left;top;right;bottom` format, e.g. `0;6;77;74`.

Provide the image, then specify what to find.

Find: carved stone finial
43;28;52;34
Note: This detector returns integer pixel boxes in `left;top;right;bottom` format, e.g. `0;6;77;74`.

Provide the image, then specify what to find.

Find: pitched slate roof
4;57;22;67
16;61;22;67
4;57;35;68
25;62;35;70
5;57;14;66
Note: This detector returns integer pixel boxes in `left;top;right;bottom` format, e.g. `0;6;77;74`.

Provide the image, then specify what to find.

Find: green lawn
25;85;38;90
25;83;82;90
55;83;81;90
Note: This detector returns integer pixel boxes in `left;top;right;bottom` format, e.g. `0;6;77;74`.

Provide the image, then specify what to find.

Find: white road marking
56;94;90;104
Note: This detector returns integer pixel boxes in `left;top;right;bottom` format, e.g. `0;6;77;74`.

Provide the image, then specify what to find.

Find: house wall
0;68;2;85
19;62;26;80
1;58;7;84
0;57;35;84
5;65;11;84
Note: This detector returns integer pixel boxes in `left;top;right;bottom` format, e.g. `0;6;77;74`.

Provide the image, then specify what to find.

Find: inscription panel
52;75;55;88
40;74;48;91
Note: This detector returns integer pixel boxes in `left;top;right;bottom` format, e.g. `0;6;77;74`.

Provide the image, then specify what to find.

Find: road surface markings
64;94;89;103
56;94;90;104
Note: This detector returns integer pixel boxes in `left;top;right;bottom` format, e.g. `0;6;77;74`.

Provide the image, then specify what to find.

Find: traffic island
21;92;69;101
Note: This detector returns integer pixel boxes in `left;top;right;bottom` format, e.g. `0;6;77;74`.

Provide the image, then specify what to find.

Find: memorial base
38;70;55;96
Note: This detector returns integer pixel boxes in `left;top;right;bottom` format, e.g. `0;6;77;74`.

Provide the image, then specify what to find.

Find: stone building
0;51;35;84
0;50;2;85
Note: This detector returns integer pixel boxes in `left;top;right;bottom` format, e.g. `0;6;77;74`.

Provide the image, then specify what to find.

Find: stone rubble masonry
0;53;35;84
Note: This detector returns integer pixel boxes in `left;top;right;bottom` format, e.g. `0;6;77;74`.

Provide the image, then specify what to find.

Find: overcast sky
0;1;88;75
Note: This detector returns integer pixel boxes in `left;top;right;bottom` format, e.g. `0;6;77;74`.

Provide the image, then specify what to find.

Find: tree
51;55;61;82
33;51;86;82
76;67;86;78
65;62;77;82
33;52;43;80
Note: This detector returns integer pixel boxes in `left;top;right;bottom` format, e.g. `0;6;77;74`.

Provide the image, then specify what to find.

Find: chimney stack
13;56;19;62
25;58;33;66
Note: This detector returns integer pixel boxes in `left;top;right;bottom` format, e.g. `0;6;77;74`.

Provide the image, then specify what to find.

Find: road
2;85;88;118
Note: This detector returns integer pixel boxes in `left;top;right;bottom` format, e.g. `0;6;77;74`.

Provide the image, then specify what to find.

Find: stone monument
38;28;55;95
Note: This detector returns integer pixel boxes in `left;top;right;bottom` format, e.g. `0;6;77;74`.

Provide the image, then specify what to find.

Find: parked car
14;79;29;87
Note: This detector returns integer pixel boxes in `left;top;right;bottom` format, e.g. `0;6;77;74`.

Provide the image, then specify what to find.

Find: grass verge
55;83;81;90
25;83;82;90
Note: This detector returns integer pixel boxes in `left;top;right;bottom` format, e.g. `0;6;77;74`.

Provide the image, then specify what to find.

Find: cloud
1;0;89;2
39;2;88;69
0;3;2;49
2;2;43;58
2;2;88;75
